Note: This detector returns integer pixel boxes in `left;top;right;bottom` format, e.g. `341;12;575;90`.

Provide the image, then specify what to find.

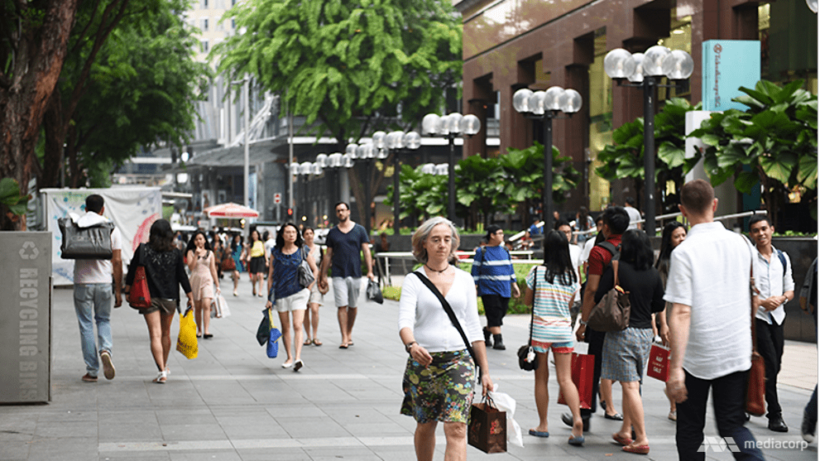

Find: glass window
201;40;209;53
202;18;209;31
588;29;612;211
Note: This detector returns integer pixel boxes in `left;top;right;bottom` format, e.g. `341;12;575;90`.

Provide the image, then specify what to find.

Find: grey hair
411;217;460;264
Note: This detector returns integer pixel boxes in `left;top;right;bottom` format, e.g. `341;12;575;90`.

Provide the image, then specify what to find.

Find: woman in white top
302;227;326;346
398;217;493;461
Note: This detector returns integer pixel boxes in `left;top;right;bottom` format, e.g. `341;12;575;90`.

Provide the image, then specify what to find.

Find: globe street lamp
385;131;421;232
354;141;379;234
422;113;481;223
513;86;583;232
604;45;693;234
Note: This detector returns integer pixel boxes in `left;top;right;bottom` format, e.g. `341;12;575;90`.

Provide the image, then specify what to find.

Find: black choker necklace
425;263;449;274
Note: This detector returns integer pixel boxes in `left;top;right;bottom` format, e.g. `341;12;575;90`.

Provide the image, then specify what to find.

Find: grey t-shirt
327;224;369;278
625;206;641;229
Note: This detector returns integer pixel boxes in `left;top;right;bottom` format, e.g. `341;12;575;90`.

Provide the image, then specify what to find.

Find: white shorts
274;289;309;313
333;277;361;308
308;283;323;306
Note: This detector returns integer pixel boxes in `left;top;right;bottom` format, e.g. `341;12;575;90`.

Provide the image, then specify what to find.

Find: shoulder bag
297;246;315;288
58;216;115;260
128;245;152;310
410;271;481;379
517;267;539;371
586;260;631;332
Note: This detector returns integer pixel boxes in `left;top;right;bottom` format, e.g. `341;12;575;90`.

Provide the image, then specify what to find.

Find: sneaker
802;411;816;443
100;351;115;380
81;373;97;383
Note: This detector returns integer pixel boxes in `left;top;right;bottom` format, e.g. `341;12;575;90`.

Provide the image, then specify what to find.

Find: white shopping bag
489;386;524;448
217;295;231;318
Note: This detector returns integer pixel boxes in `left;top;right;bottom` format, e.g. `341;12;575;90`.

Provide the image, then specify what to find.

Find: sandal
153;371;167;384
304;338;313;346
623;444;650;455
613;433;633;446
313;339;323;346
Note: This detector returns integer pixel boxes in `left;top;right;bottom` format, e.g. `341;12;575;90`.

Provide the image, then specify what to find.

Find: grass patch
383;285;402;301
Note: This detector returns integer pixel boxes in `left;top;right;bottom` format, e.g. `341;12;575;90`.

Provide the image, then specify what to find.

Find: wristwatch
405;341;418;354
579;319;588;326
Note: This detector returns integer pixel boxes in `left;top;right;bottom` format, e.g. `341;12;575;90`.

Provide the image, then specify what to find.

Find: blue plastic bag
266;309;282;358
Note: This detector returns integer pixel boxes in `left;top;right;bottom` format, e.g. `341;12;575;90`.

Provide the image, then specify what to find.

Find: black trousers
676;369;764;460
755;318;785;419
580;326;605;417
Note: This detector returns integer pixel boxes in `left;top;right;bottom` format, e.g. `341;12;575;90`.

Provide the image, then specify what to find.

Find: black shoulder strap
410;271;480;378
598;240;619;258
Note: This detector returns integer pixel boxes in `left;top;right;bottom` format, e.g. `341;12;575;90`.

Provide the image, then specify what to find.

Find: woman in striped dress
524;230;584;446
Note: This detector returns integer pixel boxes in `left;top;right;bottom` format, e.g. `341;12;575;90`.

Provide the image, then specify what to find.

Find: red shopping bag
647;343;670;382
557;353;594;410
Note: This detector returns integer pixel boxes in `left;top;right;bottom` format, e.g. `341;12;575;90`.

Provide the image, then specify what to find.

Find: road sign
274;193;281;204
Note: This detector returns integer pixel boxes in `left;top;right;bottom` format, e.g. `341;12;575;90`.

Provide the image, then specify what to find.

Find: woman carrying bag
398;217;493;461
186;231;220;339
524;230;585;446
595;230;666;455
125;219;194;384
265;223;318;371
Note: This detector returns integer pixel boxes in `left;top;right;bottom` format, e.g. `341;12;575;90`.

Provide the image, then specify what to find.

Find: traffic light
287;208;293;216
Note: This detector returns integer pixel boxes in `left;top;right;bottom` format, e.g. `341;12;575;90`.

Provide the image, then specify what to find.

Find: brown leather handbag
746;271;766;416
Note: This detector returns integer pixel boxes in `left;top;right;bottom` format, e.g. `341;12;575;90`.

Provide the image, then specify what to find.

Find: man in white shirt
580;215;604;275
73;194;123;383
749;215;795;432
625;196;642;230
665;180;763;460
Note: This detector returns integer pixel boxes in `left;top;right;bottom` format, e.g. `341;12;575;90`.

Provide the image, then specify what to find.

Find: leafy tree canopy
213;0;462;140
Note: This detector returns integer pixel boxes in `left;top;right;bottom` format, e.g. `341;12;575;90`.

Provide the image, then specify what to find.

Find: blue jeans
73;283;113;377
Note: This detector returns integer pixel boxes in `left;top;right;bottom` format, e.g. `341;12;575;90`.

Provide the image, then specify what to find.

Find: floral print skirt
401;349;475;424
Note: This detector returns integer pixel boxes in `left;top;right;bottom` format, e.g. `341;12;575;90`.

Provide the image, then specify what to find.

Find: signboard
274;193;281;204
0;232;51;403
702;40;761;112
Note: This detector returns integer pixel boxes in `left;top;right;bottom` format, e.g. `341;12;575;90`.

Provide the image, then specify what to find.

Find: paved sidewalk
0;278;817;460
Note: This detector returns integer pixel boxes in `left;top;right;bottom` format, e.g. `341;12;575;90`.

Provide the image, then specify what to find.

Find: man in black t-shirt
318;202;374;349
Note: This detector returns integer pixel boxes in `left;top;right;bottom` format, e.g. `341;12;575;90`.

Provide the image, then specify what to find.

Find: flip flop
347;341;354;346
568;435;585;446
304;339;313;346
313;339;323;346
528;429;550;438
339;344;348;349
623;444;650;455
613;433;633;446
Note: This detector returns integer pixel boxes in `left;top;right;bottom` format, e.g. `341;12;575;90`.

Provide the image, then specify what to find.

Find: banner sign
40;188;162;285
702;40;761;112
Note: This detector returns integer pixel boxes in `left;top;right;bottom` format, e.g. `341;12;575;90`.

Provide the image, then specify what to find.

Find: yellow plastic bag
176;307;198;359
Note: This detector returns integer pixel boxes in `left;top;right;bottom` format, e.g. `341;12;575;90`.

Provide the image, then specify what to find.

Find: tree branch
68;0;101;56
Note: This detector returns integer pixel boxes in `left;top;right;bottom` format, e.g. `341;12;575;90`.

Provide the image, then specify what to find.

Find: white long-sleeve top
398;267;484;353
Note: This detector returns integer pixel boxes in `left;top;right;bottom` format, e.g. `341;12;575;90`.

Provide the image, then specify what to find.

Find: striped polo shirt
471;245;516;298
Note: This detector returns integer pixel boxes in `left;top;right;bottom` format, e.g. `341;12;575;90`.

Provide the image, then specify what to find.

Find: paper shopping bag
557;353;594;410
468;396;507;454
647;343;670;382
176;308;198;359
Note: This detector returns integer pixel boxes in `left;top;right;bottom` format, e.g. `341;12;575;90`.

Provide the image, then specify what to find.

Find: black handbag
517;267;539;371
366;279;384;304
58;216;115;260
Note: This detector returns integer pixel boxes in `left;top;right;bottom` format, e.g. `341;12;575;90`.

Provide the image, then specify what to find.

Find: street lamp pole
513;87;583;233
385;131;420;233
604;46;693;234
422;113;481;224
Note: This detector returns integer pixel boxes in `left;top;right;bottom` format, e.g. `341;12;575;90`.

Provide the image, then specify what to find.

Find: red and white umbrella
204;202;259;218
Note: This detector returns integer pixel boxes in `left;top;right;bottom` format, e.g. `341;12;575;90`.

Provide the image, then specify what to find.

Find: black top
326;224;369;278
594;260;665;329
125;244;192;300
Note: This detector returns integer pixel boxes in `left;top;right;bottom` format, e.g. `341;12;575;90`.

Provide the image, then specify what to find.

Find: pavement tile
0;281;815;460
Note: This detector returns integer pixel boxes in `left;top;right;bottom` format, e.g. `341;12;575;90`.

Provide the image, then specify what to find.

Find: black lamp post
421;113;481;223
604;46;694;234
512;86;583;232
383;131;420;233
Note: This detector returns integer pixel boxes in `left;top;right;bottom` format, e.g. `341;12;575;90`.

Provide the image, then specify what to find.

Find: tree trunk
0;0;79;230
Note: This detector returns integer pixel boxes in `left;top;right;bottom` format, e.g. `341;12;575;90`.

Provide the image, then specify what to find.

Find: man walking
73;194;123;383
568;206;630;430
665;179;763;460
625;197;642;230
318;202;374;349
749;215;795;432
472;225;520;350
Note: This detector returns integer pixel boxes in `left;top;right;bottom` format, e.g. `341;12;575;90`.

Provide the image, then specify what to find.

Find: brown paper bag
468;397;507;454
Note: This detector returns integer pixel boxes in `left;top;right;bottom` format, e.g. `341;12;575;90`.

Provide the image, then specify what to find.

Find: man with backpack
72;194;123;383
568;206;630;431
472;225;520;350
749;215;795;432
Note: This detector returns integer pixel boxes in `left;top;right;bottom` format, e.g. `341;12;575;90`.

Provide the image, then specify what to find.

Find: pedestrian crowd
64;183;815;460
